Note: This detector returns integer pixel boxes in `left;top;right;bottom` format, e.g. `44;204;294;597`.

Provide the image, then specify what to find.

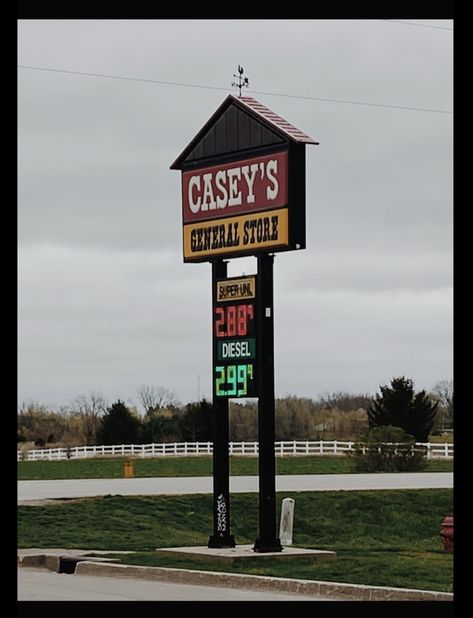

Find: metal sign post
208;260;235;548
253;254;282;552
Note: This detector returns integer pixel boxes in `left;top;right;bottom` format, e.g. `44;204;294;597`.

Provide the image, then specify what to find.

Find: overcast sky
18;19;453;411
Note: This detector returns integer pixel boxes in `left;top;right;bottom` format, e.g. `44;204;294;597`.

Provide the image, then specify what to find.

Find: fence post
333;440;338;455
424;443;431;460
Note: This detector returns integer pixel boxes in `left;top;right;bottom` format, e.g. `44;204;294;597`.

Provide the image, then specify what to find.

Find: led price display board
213;276;257;399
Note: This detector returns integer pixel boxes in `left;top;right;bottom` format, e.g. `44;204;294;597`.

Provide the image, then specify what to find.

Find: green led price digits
215;364;254;397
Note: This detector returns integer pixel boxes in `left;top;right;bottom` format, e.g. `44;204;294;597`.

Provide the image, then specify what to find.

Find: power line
383;20;453;31
247;88;452;114
18;64;452;115
18;65;230;93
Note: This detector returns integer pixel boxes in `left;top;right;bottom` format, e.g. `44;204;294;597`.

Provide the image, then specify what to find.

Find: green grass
17;455;453;480
17;489;453;591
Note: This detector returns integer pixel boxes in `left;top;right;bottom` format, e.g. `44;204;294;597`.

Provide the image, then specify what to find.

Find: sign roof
170;94;318;170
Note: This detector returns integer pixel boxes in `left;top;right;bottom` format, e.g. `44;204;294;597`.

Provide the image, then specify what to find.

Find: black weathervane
232;65;249;97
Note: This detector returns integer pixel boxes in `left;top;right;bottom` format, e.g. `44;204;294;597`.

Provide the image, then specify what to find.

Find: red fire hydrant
440;516;454;553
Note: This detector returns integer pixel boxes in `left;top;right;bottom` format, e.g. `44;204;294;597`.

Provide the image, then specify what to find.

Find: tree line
17;378;453;450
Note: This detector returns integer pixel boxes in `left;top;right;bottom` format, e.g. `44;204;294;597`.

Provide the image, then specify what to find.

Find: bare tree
319;391;373;413
432;379;454;431
137;385;180;415
72;391;107;445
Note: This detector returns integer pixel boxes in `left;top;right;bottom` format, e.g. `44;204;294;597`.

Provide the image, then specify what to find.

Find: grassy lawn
17;489;453;592
17;455;453;480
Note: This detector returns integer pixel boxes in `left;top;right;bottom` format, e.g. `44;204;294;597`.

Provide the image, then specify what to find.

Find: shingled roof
170;94;318;170
237;96;317;144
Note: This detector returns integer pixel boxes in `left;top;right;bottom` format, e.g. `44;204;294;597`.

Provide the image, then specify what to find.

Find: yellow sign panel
183;208;289;261
216;276;256;302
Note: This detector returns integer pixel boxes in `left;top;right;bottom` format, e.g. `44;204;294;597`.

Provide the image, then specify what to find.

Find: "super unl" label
217;277;255;302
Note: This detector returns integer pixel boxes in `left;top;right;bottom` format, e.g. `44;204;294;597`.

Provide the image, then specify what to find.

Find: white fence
17;440;453;462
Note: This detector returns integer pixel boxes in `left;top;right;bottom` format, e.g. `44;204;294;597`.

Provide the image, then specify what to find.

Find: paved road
17;567;341;601
18;473;453;503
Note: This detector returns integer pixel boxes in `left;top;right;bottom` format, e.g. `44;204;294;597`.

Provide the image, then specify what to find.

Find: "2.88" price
214;304;255;338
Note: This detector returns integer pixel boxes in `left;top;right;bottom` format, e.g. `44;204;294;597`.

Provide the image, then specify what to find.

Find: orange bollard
124;460;134;478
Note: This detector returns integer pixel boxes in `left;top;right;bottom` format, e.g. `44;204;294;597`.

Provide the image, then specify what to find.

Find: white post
279;498;295;546
426;443;432;460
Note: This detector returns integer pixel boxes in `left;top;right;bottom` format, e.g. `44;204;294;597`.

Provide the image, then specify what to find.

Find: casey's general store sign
170;89;317;552
171;95;317;262
182;152;288;259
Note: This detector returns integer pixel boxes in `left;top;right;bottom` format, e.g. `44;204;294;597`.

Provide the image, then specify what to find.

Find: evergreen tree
96;400;141;445
368;377;438;442
178;399;214;441
138;410;181;443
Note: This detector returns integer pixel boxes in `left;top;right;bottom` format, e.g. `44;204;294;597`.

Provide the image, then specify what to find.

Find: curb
19;554;61;571
74;560;453;602
18;553;119;573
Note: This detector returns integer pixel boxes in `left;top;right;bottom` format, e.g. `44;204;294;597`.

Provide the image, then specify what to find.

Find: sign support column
253;254;282;552
208;259;235;549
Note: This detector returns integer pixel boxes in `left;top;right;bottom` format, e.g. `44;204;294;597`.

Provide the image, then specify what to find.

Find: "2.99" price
215;363;255;397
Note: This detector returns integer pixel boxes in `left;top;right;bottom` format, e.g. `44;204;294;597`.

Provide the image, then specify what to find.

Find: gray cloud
18;19;453;406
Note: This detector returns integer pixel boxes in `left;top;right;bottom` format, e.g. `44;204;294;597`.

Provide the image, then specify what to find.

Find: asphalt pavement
18;472;453;503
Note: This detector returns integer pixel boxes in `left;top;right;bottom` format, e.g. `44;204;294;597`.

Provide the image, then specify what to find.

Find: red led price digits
215;304;254;337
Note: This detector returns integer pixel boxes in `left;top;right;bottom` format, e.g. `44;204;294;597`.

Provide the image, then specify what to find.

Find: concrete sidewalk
18;472;453;503
17;549;453;602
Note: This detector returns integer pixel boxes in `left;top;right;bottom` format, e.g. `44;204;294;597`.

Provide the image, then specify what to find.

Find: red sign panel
182;151;288;223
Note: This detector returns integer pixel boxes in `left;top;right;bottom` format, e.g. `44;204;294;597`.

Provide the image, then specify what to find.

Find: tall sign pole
254;254;282;552
170;81;317;552
208;259;235;548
